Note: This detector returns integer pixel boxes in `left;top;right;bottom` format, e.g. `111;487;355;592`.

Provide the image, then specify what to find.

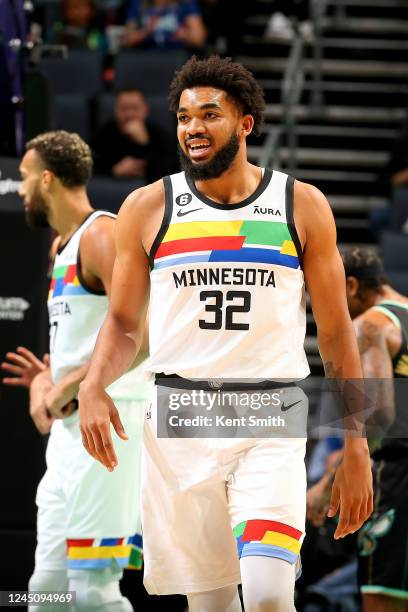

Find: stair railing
281;33;305;172
310;0;326;111
259;124;282;169
310;0;348;110
260;33;305;172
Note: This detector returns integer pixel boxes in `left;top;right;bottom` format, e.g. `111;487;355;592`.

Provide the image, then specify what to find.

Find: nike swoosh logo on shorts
177;208;202;217
281;400;302;412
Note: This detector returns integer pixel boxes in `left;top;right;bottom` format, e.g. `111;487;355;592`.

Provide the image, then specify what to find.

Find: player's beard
25;186;50;229
178;132;240;181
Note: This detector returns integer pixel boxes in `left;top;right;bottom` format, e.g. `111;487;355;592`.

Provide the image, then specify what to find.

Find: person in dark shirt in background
92;87;177;182
46;0;107;51
122;0;206;50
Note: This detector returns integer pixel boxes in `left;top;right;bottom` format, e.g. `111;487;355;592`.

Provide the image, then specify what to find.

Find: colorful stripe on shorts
66;534;143;570
233;520;302;565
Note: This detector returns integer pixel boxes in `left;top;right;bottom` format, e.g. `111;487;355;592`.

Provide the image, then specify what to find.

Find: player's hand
1;347;49;388
327;450;373;539
112;156;146;178
306;477;331;527
78;382;128;471
30;370;55;434
122;120;150;145
122;27;150;47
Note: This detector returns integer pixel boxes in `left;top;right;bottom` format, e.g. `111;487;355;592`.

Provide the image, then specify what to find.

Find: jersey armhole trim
371;305;406;367
75;212;116;296
377;299;408;312
371;306;402;330
285;175;303;269
77;250;106;296
149;176;173;269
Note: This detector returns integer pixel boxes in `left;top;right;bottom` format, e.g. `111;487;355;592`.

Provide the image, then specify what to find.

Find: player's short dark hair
169;55;266;136
26;130;93;188
342;246;386;293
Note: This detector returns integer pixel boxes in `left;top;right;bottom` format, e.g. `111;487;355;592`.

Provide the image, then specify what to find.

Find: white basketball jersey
146;169;310;380
48;210;147;401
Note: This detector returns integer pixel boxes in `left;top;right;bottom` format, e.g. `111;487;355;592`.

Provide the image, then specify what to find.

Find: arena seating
38;50;104;97
113;49;189;95
53;94;90;141
87;176;145;213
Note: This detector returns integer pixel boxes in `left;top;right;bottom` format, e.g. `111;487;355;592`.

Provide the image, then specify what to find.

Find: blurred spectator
122;0;206;51
375;118;408;233
388;121;408;188
46;0;107;51
92;87;177;181
264;0;312;41
387;120;408;232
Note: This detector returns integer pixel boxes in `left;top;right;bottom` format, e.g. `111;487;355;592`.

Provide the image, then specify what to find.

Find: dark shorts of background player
358;457;408;600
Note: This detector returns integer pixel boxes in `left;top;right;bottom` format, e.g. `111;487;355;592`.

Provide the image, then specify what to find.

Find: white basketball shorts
141;384;307;595
34;398;145;572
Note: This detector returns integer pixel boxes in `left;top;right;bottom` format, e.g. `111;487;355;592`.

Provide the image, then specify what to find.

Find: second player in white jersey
48;210;143;402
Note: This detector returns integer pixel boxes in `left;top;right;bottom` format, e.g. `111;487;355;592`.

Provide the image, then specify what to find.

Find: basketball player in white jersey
79;57;373;611
11;131;147;611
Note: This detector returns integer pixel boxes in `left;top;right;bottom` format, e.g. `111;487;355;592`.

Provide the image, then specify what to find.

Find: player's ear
42;169;54;190
346;276;359;297
241;114;254;136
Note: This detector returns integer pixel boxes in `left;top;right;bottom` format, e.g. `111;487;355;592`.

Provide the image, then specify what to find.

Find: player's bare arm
308;312;396;526
79;181;163;470
295;180;373;539
354;311;395;428
45;363;89;418
30;368;55;434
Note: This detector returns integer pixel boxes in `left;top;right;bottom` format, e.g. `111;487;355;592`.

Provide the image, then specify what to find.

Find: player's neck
193;159;262;205
49;188;94;242
376;285;408;304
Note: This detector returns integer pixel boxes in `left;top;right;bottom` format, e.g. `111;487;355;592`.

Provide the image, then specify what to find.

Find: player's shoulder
81;211;116;246
353;308;392;339
292;179;335;248
294;179;331;214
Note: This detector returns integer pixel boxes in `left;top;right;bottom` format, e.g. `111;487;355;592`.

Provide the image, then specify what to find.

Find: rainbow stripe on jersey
67;534;143;570
153;220;299;271
48;264;87;300
233;519;302;564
